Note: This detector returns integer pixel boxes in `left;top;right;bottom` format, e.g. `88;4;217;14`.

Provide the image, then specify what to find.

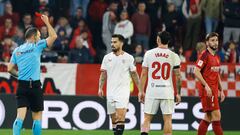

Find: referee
8;15;57;135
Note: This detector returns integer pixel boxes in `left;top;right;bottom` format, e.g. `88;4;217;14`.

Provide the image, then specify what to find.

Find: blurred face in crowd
59;17;68;27
23;14;32;25
5;18;13;28
76;36;84;49
111;37;123;52
135;44;143;54
76;8;83;17
5;2;13;14
78;20;85;29
81;31;88;40
138;3;146;12
120;11;128;20
207;36;218;51
109;2;118;12
168;3;176;12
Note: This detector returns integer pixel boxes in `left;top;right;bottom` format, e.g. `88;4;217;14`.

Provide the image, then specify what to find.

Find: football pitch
1;129;240;135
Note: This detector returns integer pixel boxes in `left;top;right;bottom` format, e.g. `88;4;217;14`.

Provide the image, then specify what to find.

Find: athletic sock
113;127;117;135
141;132;148;135
212;121;223;135
13;118;23;135
198;119;210;135
32;120;42;135
116;125;125;135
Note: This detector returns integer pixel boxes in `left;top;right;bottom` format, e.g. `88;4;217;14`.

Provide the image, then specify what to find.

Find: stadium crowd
0;0;239;64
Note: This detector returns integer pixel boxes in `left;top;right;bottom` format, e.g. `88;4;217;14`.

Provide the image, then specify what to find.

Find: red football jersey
195;50;220;97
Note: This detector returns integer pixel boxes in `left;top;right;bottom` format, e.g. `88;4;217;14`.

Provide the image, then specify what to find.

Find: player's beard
209;45;218;51
112;46;119;52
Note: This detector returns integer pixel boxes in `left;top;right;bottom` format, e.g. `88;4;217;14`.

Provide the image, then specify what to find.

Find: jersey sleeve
142;51;149;68
195;52;207;69
100;55;107;71
173;53;181;69
129;56;136;71
10;49;17;64
36;39;47;52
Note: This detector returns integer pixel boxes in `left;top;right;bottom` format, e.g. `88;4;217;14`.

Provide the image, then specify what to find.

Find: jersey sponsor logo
16;49;34;56
211;66;220;72
197;60;203;67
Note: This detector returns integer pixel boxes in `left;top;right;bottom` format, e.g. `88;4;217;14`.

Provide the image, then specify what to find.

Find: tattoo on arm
99;71;107;89
175;69;181;95
130;71;142;92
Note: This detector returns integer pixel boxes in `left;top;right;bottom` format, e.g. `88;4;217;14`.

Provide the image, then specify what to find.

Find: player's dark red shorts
16;80;43;112
201;94;219;112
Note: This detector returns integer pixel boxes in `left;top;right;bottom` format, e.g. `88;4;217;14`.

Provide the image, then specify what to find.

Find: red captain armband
35;12;42;17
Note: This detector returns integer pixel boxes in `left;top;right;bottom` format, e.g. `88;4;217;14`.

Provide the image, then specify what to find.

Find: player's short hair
25;27;38;39
205;32;219;41
157;31;171;45
112;34;125;43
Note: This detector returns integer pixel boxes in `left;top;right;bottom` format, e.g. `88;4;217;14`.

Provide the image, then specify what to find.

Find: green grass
0;129;240;135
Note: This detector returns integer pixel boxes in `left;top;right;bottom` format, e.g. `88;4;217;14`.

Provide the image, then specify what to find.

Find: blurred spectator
41;48;58;62
200;0;222;34
70;6;84;29
146;0;166;49
69;35;93;64
1;36;17;62
223;0;240;44
0;1;19;26
0;18;17;40
182;0;202;51
114;10;134;53
70;20;96;57
190;42;206;62
178;46;186;62
0;0;5;16
102;1;118;54
132;44;144;64
12;27;25;46
163;3;180;48
131;1;151;51
34;8;54;29
167;0;184;11
54;17;72;38
53;27;69;62
70;0;90;18
40;26;48;39
117;0;136;17
18;13;33;31
224;41;238;63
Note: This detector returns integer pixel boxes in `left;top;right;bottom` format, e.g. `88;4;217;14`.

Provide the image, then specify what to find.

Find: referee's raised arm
40;14;57;48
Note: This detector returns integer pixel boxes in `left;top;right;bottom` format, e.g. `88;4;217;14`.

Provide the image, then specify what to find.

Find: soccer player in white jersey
98;34;143;135
140;31;182;135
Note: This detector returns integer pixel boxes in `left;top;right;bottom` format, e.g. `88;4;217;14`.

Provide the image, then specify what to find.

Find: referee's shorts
16;80;43;112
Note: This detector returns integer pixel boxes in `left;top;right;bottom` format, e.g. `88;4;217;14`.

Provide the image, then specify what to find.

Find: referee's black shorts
16;80;43;112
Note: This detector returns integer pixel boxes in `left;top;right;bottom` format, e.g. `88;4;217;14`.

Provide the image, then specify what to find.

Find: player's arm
139;67;148;103
218;75;225;102
194;67;212;97
7;63;18;78
41;15;57;48
98;70;107;97
130;70;142;93
174;67;182;105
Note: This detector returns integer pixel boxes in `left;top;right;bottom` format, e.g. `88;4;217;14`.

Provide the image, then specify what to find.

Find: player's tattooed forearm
99;72;106;88
131;71;140;85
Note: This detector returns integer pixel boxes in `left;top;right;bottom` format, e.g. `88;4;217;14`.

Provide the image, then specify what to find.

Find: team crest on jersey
197;60;203;66
108;58;112;62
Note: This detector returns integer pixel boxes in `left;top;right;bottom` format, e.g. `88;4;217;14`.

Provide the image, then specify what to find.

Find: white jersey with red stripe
101;52;136;101
142;47;181;99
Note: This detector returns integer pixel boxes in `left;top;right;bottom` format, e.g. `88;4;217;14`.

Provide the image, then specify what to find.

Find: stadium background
0;0;240;134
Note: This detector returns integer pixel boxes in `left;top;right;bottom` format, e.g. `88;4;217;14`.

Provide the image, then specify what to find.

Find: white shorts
107;99;129;114
144;98;174;115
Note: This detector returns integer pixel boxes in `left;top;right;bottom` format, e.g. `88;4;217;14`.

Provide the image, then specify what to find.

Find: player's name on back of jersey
155;53;169;58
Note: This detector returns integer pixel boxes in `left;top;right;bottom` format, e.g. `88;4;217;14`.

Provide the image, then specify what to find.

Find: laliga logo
0;100;5;127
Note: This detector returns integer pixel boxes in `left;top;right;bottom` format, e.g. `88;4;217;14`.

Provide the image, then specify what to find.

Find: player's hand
98;89;104;98
138;91;145;104
41;15;50;25
205;85;212;97
220;90;225;102
175;94;181;105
